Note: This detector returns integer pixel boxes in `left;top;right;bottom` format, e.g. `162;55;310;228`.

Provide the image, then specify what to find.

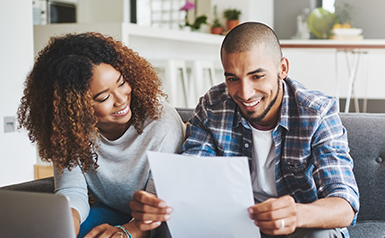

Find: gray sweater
54;102;185;222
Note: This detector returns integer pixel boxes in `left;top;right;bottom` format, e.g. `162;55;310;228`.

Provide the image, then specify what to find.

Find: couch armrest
175;107;194;123
0;177;54;193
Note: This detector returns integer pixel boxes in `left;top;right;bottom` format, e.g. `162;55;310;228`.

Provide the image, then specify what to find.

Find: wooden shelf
280;39;385;49
34;23;224;56
121;23;224;45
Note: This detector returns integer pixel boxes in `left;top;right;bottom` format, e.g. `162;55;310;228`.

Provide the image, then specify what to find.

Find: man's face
221;45;288;127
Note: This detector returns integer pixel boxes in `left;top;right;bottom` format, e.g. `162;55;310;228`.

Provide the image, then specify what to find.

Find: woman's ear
279;57;289;79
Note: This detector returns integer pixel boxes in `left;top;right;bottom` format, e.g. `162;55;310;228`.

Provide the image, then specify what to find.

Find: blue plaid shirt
180;77;359;237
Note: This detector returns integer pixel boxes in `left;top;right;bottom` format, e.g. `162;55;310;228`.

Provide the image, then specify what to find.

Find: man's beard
241;75;281;124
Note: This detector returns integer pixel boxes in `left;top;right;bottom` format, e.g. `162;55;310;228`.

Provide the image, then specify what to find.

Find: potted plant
179;1;195;31
179;1;207;31
223;8;241;31
211;5;223;35
191;15;208;31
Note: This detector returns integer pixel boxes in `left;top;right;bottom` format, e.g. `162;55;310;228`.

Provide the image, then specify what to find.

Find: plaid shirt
180;77;359;237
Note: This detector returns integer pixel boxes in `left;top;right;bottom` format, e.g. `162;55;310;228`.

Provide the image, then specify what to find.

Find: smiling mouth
113;105;129;115
242;99;261;107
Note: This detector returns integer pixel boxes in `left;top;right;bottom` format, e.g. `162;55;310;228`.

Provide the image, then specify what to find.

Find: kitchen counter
280;39;385;111
280;39;385;49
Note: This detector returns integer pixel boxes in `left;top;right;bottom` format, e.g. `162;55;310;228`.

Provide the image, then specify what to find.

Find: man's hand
130;191;172;231
248;195;297;236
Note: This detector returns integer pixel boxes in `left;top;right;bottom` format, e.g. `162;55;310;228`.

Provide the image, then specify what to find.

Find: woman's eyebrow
93;75;123;100
116;74;122;83
93;89;108;100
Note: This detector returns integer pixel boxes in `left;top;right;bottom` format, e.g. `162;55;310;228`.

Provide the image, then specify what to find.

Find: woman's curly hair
17;32;166;172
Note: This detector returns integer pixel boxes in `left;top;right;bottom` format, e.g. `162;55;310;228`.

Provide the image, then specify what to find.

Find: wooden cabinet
34;165;54;179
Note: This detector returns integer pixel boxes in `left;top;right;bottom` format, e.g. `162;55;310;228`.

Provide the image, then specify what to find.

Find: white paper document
147;151;260;238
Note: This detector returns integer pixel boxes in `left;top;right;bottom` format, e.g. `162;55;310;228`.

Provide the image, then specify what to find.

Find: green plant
335;2;354;25
190;15;208;30
223;8;241;21
212;5;222;27
212;19;222;28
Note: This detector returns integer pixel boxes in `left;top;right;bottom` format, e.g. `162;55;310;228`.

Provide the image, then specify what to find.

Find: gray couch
1;110;384;237
339;113;385;237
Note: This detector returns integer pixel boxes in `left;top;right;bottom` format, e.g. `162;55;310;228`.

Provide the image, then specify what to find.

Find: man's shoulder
201;82;232;108
193;82;238;124
284;77;337;114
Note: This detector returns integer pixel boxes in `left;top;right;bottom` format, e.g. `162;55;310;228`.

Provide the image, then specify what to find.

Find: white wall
0;0;36;186
77;0;126;23
335;0;385;39
211;0;273;28
273;0;310;39
248;0;274;27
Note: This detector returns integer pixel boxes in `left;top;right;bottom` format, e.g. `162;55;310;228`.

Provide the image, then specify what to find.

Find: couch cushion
348;220;385;238
175;107;194;123
339;113;385;221
0;177;54;193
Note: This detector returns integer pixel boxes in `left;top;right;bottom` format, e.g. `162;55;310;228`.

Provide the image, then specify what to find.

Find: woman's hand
130;191;172;231
83;224;124;238
84;222;149;238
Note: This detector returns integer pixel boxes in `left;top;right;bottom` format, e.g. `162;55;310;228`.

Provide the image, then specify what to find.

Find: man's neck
249;121;276;131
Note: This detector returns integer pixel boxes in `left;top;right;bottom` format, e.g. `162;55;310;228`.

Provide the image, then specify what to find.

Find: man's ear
279;57;289;79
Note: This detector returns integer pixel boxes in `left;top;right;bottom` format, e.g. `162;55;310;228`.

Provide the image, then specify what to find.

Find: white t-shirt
249;123;278;203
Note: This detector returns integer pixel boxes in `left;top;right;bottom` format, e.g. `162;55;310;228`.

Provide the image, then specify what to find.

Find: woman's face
89;63;132;131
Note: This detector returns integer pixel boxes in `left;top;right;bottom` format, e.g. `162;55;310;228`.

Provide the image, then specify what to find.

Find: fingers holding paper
130;190;172;231
248;195;297;235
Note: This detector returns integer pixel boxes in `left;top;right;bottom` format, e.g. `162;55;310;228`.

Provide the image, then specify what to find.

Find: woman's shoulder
144;101;185;131
158;101;184;123
139;101;185;149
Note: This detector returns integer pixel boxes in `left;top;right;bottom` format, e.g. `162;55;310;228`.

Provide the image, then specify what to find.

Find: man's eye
252;75;262;80
226;77;238;82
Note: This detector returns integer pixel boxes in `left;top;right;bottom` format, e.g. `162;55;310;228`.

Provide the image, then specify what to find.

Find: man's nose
239;79;254;101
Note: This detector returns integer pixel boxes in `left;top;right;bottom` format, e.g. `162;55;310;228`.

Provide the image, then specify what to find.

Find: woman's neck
97;122;131;141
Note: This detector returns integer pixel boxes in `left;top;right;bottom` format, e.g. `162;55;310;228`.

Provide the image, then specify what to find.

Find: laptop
0;190;76;238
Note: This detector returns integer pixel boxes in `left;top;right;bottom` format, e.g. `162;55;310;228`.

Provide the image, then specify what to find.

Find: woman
17;32;185;238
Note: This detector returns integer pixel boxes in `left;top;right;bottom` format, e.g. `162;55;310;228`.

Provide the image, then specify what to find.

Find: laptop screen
0;190;76;238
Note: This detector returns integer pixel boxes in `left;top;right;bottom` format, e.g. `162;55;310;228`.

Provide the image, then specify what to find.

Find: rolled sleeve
312;110;360;224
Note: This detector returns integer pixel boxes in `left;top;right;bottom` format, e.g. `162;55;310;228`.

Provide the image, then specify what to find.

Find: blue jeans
261;228;343;238
78;202;131;238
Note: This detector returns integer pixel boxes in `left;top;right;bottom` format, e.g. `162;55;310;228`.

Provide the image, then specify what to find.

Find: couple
18;22;359;238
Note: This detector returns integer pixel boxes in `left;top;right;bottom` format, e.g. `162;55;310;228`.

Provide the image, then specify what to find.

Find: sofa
1;109;385;237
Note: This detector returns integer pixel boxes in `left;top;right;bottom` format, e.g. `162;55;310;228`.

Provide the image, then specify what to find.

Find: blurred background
1;0;384;187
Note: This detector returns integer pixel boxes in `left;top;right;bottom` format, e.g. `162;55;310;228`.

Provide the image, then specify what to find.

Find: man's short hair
221;22;282;65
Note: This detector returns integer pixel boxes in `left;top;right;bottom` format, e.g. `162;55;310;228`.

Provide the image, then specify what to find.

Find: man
130;22;359;238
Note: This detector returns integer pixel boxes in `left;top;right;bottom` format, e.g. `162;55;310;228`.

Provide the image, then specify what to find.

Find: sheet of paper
147;151;260;238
